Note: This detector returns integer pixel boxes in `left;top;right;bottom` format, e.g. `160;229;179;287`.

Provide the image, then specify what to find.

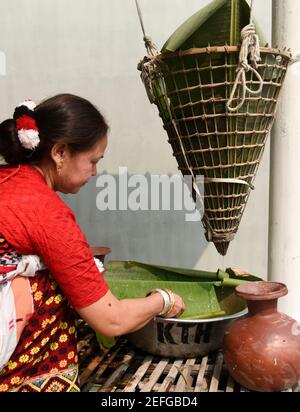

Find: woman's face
57;136;108;194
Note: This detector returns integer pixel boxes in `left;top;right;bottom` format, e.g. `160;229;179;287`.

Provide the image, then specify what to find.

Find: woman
0;94;185;392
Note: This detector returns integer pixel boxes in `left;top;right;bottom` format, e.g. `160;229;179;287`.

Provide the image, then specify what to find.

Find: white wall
269;0;300;321
0;0;272;277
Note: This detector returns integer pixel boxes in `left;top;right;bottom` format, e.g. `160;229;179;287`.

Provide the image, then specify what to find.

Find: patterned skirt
0;235;80;392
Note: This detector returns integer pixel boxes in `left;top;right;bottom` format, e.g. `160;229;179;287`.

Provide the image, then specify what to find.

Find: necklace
0;164;21;184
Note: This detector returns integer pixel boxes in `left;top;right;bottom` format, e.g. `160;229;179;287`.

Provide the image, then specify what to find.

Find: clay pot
223;281;300;392
90;246;111;264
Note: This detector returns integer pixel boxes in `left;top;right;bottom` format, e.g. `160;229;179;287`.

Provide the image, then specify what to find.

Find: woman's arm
76;289;185;337
27;204;185;333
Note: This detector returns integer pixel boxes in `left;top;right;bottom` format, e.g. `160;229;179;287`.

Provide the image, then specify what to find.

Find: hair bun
13;100;40;151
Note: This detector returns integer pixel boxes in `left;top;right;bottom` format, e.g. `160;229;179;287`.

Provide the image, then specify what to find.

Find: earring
56;160;64;176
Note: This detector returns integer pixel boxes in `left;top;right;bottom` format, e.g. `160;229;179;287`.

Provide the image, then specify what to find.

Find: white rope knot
227;23;264;112
240;24;261;69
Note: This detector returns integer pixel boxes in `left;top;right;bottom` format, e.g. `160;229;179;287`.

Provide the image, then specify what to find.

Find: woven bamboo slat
141;45;291;255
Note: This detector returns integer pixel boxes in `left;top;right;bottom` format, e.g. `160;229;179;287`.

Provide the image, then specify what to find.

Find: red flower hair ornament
15;100;40;150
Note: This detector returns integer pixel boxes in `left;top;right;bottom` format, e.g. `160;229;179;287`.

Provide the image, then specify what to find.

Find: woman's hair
0;93;109;165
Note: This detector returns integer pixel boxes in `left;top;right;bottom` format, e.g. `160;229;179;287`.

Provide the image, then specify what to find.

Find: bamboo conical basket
139;45;291;255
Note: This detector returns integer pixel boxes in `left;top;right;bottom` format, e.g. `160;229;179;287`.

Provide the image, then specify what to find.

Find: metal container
126;309;247;358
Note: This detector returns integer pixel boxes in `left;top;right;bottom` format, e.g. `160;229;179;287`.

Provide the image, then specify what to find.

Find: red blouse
0;164;109;309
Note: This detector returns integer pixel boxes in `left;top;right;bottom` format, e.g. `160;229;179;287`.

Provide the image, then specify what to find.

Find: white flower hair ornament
13;100;40;150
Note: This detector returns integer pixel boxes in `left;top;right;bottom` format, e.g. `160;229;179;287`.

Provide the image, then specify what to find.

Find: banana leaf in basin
103;260;261;320
96;260;261;351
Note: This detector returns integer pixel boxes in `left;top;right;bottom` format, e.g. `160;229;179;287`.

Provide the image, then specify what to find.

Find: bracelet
146;288;175;316
161;289;175;317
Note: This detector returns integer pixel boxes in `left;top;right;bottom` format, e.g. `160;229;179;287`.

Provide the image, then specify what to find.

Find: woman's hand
161;291;185;319
146;288;185;319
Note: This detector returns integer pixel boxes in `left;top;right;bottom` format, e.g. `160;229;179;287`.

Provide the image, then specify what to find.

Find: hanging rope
226;0;264;112
135;0;158;57
135;0;161;103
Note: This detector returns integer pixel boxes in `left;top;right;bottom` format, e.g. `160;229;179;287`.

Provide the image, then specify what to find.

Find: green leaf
96;333;116;350
105;260;261;285
105;279;222;320
162;0;227;52
162;0;267;52
105;260;217;282
123;260;220;280
103;260;262;320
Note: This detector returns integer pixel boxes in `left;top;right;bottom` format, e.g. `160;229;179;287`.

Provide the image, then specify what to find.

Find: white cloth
0;254;104;371
0;282;17;371
1;255;46;282
0;255;46;371
93;257;105;273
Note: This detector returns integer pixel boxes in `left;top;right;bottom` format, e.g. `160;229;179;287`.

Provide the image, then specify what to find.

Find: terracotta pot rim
90;246;112;257
235;281;288;301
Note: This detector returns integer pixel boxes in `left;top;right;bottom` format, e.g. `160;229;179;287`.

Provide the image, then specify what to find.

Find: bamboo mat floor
77;323;300;393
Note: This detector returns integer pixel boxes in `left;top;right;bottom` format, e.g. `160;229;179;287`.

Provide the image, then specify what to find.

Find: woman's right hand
147;288;186;319
161;291;185;318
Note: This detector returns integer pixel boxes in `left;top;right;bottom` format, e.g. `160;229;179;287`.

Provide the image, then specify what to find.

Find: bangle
161;289;175;317
146;288;171;316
